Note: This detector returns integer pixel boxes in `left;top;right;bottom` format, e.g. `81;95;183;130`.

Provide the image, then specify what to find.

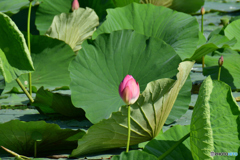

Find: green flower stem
126;105;131;152
201;13;205;70
158;132;190;160
27;1;32;96
16;78;34;103
218;66;221;81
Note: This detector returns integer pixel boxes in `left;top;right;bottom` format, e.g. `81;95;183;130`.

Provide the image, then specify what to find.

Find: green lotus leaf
188;34;236;61
190;76;240;159
0;12;34;83
3;34;75;93
32;87;85;118
70;61;194;157
93;3;199;60
0;0;39;16
165;75;191;124
140;0;204;13
0;120;85;156
143;125;193;160
35;0;114;34
46;7;99;53
225;19;240;50
69;30;182;124
111;150;158;160
203;48;240;90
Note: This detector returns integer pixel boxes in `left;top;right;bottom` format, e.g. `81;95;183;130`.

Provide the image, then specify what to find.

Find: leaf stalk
27;1;32;96
158;132;190;160
16;78;34;103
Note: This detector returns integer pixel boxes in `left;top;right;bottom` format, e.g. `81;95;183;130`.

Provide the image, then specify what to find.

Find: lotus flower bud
72;0;79;11
201;7;205;15
218;56;224;67
119;75;140;105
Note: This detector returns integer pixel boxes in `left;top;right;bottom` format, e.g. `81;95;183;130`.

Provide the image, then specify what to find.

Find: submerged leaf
70;61;194;157
46;8;99;53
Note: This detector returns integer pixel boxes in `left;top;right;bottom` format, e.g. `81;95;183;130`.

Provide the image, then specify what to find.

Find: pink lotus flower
119;75;140;105
72;0;79;11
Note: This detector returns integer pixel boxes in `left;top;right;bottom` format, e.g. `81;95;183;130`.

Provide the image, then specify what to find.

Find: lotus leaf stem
158;132;190;160
126;105;131;152
1;146;30;160
28;1;32;96
16;78;34;103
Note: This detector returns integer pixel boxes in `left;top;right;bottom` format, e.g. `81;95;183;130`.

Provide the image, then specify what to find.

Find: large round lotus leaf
69;30;182;124
3;34;75;93
93;3;199;60
35;0;114;34
0;12;34;83
46;7;99;53
70;61;194;157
